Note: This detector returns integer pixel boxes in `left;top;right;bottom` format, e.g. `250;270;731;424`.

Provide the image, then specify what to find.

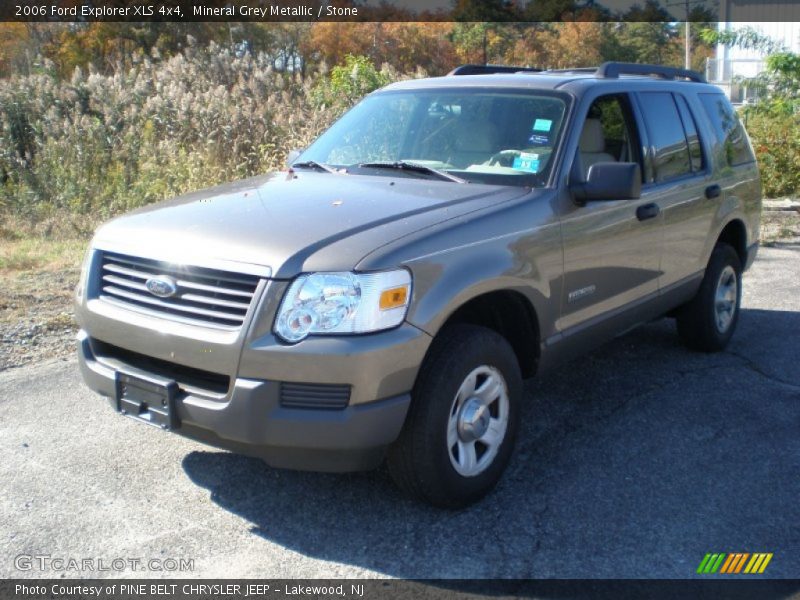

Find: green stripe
697;554;713;574
704;554;718;574
710;554;726;573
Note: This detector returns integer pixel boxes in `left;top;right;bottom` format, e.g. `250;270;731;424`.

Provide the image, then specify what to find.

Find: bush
0;47;399;237
744;110;800;198
311;54;394;111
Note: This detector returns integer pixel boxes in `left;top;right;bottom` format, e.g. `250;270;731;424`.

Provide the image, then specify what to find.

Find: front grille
280;382;351;410
91;339;230;396
98;251;260;328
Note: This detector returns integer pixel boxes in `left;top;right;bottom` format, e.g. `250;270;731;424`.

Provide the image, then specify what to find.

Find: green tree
451;0;517;22
520;0;580;21
312;55;391;111
450;23;494;64
611;22;677;65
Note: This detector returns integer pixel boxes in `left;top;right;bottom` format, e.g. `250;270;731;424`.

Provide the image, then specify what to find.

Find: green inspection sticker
532;119;552;132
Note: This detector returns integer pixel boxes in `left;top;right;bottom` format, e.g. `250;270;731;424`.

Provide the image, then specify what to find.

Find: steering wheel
486;149;522;167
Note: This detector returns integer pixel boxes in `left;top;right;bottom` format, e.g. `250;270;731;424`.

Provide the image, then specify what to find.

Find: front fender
354;189;564;343
402;223;563;341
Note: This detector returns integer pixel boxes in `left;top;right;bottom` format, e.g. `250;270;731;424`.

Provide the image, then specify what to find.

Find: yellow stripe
749;554;766;573
744;554;760;574
735;553;750;573
758;553;773;573
720;554;736;574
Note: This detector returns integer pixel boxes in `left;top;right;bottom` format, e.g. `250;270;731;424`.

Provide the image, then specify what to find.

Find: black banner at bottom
2;580;800;600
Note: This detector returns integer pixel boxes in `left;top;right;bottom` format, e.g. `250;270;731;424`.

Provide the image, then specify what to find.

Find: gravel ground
0;269;79;371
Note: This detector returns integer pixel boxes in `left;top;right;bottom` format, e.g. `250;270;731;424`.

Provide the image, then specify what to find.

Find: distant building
708;16;800;104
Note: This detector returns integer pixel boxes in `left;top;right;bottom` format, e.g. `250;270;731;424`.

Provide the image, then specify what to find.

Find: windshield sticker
533;119;553;132
528;133;550;145
512;152;541;173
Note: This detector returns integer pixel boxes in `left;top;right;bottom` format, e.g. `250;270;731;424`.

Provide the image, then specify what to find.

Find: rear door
633;90;715;291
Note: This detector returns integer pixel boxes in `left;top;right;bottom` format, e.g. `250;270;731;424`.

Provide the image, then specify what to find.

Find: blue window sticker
532;118;552;132
528;133;550;145
512;152;540;173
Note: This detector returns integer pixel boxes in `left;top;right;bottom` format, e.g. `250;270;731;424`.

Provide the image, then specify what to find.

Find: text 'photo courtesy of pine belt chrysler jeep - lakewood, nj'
75;62;762;508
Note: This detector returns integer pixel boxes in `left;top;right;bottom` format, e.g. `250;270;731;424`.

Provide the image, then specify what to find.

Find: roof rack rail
543;67;598;75
448;64;542;76
596;62;706;83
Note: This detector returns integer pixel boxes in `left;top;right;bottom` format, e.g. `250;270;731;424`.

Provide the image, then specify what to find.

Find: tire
387;324;522;508
676;243;742;352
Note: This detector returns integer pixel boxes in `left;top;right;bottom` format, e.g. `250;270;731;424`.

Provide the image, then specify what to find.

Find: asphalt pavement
1;244;798;580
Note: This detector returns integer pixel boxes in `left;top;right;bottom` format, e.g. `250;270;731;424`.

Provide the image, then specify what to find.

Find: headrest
579;118;606;154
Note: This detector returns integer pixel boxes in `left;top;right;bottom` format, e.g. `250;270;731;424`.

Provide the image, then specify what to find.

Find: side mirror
571;162;641;203
286;149;303;167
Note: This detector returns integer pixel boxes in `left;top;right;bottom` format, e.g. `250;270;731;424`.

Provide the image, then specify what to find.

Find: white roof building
709;15;800;103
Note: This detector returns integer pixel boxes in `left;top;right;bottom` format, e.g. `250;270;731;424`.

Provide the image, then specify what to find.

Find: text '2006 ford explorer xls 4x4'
75;62;761;507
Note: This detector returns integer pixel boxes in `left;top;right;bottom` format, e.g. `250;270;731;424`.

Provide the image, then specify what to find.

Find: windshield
297;89;569;186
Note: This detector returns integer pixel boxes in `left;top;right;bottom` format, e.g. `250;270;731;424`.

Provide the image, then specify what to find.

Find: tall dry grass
0;40;354;238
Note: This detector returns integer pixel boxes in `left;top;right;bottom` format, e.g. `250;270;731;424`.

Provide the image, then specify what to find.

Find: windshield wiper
291;160;342;174
357;161;467;184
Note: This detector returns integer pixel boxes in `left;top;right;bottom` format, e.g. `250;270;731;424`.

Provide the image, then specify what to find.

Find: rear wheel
676;243;742;352
387;324;522;508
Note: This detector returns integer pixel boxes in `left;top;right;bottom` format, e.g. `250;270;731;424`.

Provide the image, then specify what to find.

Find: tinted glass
577;94;644;181
639;92;691;182
698;93;755;167
675;95;704;172
299;90;568;187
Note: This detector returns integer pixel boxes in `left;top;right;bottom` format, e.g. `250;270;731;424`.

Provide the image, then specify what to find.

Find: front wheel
676;243;743;352
387;324;522;508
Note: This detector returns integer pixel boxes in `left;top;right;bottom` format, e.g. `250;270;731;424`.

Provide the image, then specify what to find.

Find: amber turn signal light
379;286;409;311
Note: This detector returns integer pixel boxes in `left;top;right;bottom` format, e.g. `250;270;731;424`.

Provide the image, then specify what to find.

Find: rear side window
698;93;755;167
675;95;704;172
638;92;692;183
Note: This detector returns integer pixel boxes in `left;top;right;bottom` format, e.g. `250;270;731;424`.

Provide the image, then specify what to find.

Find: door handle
705;184;722;199
636;203;660;221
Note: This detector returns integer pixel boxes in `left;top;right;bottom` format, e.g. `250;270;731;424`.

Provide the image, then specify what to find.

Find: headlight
274;269;412;343
75;244;94;300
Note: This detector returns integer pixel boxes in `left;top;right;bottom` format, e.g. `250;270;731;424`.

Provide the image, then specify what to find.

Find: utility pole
668;0;707;70
685;19;691;69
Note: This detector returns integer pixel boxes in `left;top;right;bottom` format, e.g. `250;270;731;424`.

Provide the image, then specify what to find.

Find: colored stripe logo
697;553;773;574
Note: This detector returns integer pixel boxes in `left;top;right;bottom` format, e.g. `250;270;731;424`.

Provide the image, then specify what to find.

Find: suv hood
94;171;529;278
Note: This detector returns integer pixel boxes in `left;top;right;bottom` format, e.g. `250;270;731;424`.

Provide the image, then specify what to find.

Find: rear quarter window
698;93;755;167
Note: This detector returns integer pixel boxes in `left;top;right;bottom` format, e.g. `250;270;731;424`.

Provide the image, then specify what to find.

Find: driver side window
575;94;643;182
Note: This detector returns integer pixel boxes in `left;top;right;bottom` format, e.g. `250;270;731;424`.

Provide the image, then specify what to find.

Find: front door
557;93;663;335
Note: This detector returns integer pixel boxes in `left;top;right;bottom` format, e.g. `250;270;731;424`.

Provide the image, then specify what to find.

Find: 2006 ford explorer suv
76;62;761;507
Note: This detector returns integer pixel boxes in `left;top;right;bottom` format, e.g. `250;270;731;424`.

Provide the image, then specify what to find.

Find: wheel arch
716;218;748;267
428;289;541;378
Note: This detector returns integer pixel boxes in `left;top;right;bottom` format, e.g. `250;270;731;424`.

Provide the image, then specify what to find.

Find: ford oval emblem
145;275;178;298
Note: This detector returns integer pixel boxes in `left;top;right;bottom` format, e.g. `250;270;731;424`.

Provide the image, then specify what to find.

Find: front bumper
75;245;433;471
77;332;416;471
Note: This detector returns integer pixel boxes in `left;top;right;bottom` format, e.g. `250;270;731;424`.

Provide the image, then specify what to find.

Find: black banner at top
2;0;799;22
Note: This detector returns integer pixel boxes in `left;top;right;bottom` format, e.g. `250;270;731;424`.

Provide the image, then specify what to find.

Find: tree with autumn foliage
304;23;457;76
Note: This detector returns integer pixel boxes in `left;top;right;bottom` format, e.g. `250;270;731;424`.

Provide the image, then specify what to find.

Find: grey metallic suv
75;62;761;507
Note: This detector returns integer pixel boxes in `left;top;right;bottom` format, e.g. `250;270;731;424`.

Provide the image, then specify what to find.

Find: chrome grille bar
98;251;261;328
